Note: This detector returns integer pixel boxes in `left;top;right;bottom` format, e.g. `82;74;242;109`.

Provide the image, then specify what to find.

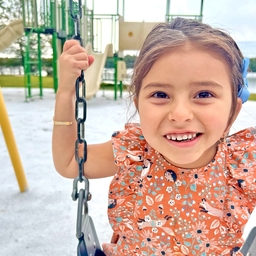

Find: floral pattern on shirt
102;124;256;256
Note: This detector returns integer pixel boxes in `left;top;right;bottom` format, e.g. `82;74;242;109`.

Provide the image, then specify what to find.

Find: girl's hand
58;39;94;94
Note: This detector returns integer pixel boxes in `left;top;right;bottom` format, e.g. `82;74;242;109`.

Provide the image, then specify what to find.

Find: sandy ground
0;87;256;256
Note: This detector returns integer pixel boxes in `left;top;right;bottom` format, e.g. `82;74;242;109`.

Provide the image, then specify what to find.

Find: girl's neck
161;142;220;169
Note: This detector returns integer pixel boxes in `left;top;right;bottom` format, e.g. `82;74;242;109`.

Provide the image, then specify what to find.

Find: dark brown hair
130;17;244;126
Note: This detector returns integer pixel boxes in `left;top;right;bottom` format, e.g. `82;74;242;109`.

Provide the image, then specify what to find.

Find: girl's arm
52;40;117;179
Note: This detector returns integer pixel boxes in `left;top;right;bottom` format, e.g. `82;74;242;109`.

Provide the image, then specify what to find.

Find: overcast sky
90;0;256;42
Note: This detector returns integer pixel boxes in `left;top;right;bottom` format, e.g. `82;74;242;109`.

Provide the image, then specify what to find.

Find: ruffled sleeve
111;123;147;167
226;127;256;203
108;124;147;228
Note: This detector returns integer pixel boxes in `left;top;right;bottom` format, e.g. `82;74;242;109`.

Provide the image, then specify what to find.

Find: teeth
166;133;198;141
177;135;183;141
182;135;188;140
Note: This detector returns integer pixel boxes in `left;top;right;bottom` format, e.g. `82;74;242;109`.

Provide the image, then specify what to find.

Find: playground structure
0;0;204;101
0;20;24;52
0;0;204;192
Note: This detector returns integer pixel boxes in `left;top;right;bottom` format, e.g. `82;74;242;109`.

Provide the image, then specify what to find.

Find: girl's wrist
56;87;76;99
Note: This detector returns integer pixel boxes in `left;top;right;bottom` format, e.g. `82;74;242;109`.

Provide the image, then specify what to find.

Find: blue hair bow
238;57;250;103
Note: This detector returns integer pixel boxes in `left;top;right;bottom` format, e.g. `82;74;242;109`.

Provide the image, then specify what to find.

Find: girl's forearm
52;90;78;178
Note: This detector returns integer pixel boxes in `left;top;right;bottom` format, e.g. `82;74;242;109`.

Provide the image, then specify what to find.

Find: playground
1;0;256;255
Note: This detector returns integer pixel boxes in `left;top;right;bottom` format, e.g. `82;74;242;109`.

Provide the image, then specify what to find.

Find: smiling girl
52;17;256;255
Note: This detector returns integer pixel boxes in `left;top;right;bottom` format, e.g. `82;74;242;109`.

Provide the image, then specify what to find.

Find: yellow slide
0;20;24;52
84;43;113;99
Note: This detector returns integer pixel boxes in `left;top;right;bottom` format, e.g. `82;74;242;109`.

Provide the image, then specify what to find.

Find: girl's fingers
88;55;94;66
63;39;80;52
63;40;88;57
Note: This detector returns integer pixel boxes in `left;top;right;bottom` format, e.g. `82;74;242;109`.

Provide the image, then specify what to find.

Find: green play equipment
21;0;67;100
19;0;204;100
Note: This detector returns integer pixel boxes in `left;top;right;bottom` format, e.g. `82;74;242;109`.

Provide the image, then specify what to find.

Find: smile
165;133;201;142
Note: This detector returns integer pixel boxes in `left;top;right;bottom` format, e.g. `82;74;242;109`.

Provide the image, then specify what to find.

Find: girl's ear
233;97;243;122
225;98;242;134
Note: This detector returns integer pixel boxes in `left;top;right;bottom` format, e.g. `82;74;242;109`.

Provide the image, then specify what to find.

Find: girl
52;17;256;255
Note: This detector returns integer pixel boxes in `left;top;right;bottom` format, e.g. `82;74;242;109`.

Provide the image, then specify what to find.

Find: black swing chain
69;0;92;240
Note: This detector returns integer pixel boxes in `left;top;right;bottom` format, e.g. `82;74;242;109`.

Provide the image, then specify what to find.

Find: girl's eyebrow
142;83;173;90
190;81;224;88
143;81;223;90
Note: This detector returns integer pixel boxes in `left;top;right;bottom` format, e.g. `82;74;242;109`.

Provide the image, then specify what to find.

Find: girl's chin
161;155;207;169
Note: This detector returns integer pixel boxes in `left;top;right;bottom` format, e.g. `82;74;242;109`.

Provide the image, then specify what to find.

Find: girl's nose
168;100;193;123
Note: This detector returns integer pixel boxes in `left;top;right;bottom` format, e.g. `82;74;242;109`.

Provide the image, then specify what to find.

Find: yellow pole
0;87;28;192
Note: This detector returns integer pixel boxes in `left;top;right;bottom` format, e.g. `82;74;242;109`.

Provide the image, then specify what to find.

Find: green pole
166;0;171;22
119;80;122;98
50;0;56;28
21;0;26;28
37;32;43;97
24;30;31;99
61;0;66;32
114;54;118;100
52;31;58;93
200;0;204;21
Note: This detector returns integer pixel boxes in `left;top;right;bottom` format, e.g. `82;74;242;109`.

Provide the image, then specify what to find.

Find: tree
250;58;256;72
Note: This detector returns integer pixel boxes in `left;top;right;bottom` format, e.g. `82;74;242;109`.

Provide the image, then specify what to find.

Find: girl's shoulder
226;126;256;165
111;123;144;145
227;126;256;149
226;127;256;194
111;123;147;165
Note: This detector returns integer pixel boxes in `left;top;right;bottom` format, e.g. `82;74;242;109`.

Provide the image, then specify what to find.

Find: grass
0;75;128;91
0;75;255;101
0;75;53;88
249;93;256;101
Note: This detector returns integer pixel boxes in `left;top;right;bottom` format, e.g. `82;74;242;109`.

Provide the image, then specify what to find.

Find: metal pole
0;88;28;193
200;0;204;21
165;0;171;22
37;32;43;97
122;0;124;18
52;31;58;93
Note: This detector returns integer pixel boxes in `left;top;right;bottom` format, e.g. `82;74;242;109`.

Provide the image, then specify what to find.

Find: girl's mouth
165;133;202;142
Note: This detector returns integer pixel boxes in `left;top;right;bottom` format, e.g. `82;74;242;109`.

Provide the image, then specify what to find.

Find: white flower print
168;199;175;206
156;220;162;227
176;180;182;186
246;133;251;138
217;158;222;163
152;227;158;233
145;215;151;222
175;194;182;200
166;186;172;193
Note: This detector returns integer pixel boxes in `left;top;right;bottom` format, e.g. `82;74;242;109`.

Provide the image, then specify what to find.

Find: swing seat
77;215;106;256
240;226;256;255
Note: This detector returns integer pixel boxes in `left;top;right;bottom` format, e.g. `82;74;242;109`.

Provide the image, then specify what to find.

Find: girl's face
136;44;242;168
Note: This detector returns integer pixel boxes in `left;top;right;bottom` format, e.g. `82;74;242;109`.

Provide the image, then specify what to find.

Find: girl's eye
195;91;213;98
152;92;169;98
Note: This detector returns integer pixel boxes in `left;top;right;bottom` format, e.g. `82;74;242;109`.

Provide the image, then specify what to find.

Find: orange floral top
102;124;256;256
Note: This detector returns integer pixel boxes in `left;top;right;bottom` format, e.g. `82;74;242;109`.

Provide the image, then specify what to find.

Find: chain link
69;0;92;239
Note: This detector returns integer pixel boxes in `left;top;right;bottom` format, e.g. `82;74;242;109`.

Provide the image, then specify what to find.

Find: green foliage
0;57;54;75
0;58;22;66
250;58;256;72
124;54;137;69
105;55;137;69
105;57;115;68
